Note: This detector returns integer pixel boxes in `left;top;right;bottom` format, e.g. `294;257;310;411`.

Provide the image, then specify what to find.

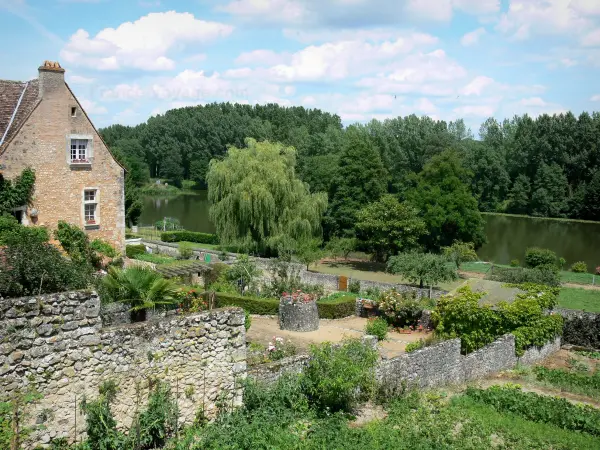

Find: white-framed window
67;134;93;165
83;188;99;226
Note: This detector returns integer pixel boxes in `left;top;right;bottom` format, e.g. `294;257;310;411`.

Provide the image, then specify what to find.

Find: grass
558;287;600;312
460;261;599;287
133;253;176;264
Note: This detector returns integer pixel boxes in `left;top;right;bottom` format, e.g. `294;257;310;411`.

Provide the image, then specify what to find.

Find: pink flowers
596;266;600;275
281;290;316;305
268;336;285;352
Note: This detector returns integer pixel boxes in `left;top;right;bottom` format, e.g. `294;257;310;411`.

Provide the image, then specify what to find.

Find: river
139;192;600;269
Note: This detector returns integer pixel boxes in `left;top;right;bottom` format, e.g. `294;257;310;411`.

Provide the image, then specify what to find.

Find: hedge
317;295;357;319
563;314;600;348
161;231;219;245
213;292;279;315
126;244;146;258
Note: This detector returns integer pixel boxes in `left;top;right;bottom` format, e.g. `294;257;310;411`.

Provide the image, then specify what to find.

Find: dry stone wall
0;290;246;448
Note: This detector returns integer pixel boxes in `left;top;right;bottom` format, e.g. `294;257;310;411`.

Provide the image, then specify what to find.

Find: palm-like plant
102;266;179;321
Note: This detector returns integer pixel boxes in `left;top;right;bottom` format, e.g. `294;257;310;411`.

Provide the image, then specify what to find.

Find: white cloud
519;97;547;107
102;83;144;100
60;11;233;71
112;108;141;125
68;74;95;84
591;95;600;101
453;104;496;117
461;27;486;46
407;0;453;22
79;97;108;115
235;49;292;66
453;0;499;15
497;0;597;41
582;29;600;46
462;76;494;96
219;0;306;24
414;97;438;114
184;54;208;63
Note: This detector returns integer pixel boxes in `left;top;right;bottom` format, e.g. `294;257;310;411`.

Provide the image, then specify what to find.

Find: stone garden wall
0;290;246;448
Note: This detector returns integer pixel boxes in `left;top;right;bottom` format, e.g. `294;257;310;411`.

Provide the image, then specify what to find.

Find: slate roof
0;79;39;150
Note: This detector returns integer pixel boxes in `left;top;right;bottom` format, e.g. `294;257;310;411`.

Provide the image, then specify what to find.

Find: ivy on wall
0;168;35;214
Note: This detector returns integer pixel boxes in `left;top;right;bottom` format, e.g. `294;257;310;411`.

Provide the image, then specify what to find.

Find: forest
100;103;600;230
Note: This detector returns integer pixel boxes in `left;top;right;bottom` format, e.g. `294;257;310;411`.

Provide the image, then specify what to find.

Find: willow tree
207;139;328;254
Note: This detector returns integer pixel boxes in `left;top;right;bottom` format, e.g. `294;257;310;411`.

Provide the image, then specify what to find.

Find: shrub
563;315;600;348
54;221;100;267
215;292;279;315
90;239;117;257
126;244;146;258
135;381;178;449
268;337;297;361
348;279;361;294
244;310;251;331
302;339;378;413
510;259;520;267
486;266;561;287
525;247;557;268
161;231;219;245
178;241;194;259
80;381;126;450
570;261;588;273
465;384;600;436
405;334;445;353
0;214;49;245
316;295;356;319
377;290;430;328
365;317;388;341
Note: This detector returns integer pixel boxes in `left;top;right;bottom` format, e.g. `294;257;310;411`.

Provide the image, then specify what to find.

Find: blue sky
1;0;600;134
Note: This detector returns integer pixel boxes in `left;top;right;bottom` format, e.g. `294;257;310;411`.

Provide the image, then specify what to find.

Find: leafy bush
486;265;561;287
178;241;194;259
348;279;361;294
302;339;378;413
571;261;588;273
563;315;600;348
261;257;324;299
525;247;557;268
0;236;91;298
90;239;117;257
433;284;562;355
510;259;520;267
361;286;381;300
465;384;600;436
0;214;49;245
377;289;431;328
316;294;356;319
161;231;219;245
214;292;279;315
126;244;146;258
135;381;178;449
80;381;126;450
54;221;101;267
365;317;388;340
268;337;297;361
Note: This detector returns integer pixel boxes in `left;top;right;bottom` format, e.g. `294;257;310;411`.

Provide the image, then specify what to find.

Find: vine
0;168;35;214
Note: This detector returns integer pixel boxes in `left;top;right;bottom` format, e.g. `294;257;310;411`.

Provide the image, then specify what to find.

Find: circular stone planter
279;299;319;332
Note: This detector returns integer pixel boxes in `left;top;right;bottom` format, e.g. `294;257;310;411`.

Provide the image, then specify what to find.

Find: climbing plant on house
0;168;35;214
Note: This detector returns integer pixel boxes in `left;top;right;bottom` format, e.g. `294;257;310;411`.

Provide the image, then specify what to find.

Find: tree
580;171;600;221
507;174;531;214
295;238;324;271
404;150;485;252
530;163;569;217
442;241;478;269
207;139;327;255
225;254;262;293
387;252;457;289
325;237;357;261
355;194;427;262
101;266;179;322
326;126;387;237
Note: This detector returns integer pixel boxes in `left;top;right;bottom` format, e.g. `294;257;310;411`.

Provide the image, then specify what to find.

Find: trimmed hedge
317;295;357;319
214;292;279;315
126;244;146;258
161;231;219;245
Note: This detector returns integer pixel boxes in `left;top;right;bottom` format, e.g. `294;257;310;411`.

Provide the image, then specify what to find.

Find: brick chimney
38;60;65;99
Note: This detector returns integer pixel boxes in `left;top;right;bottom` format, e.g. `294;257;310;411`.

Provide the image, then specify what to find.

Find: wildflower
268;342;276;351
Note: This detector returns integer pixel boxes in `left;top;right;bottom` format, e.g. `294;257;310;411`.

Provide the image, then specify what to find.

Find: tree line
100;103;600;228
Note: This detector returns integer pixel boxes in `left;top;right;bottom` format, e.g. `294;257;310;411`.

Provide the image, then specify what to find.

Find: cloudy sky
1;0;599;133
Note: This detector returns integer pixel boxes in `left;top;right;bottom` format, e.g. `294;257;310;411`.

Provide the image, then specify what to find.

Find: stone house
0;61;125;250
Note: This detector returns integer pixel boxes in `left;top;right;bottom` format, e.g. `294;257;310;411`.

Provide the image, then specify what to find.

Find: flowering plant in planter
86;219;96;225
359;298;378;308
281;290;317;305
177;288;208;313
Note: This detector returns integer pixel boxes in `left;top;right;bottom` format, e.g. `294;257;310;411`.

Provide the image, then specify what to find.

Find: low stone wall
250;334;561;393
279;301;320;332
0;290;246;448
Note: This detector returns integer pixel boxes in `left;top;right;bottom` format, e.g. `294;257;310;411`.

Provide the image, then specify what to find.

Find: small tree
355;195;427;262
295;239;324;271
387;252;457;289
442;241;478;269
326;237;357;261
225;254;261;293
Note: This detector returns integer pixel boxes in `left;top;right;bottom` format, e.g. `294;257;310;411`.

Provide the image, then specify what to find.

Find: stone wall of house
0;68;125;250
0;290;246;448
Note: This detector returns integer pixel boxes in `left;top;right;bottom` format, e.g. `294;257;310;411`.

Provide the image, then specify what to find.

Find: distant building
0;61;125;250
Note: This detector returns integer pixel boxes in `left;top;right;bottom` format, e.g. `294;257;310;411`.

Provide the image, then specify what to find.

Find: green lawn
558;287;600;312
